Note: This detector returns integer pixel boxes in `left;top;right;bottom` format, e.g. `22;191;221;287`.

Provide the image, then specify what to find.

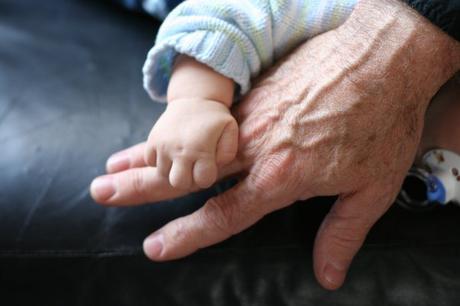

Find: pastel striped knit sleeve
143;0;357;103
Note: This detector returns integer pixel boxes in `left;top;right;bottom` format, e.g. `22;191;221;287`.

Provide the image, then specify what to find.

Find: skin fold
91;0;460;290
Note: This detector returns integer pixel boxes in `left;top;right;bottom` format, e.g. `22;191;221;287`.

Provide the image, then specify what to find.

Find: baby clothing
117;0;460;102
141;0;357;103
121;0;358;103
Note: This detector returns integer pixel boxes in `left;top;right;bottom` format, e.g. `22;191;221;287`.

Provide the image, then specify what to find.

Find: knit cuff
143;30;251;103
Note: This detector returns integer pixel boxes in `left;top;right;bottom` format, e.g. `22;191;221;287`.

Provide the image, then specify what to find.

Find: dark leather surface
2;0;460;304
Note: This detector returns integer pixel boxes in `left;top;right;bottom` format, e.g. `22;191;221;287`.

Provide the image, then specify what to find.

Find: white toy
398;149;460;209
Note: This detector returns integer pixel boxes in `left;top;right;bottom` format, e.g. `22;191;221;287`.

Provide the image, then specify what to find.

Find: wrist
167;97;230;109
339;0;460;107
164;98;233;119
167;55;234;108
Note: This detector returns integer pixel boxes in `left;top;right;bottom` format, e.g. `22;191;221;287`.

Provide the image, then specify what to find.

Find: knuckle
182;143;212;159
156;141;168;152
328;221;366;245
130;171;147;196
169;218;190;244
171;145;186;157
324;209;371;244
320;215;368;259
327;231;364;259
169;178;179;188
171;177;189;190
250;152;296;193
248;172;273;195
144;149;156;165
223;116;238;128
194;166;217;189
201;198;239;237
155;137;175;152
195;177;212;189
145;139;155;152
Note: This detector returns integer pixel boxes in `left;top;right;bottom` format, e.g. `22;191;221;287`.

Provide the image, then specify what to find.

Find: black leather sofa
2;0;460;305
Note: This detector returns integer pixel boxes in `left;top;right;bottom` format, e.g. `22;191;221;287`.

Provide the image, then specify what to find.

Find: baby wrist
167;55;234;108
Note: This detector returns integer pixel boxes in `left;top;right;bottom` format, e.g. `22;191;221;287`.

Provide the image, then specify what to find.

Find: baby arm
143;0;357;103
145;55;238;189
141;0;358;190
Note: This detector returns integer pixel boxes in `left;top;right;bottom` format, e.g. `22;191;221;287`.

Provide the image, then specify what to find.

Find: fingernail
143;234;164;260
323;262;346;289
106;153;130;173
90;176;116;201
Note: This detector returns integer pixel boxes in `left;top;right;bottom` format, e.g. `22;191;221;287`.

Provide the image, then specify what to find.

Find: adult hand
91;0;460;290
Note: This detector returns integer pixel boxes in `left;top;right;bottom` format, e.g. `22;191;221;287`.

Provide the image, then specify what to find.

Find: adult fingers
92;158;246;206
313;185;395;290
91;167;190;206
143;175;289;261
106;142;147;174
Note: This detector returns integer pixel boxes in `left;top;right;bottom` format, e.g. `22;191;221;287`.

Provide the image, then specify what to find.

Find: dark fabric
113;0;183;14
114;0;145;11
4;245;460;306
403;0;460;41
2;0;460;304
165;0;183;11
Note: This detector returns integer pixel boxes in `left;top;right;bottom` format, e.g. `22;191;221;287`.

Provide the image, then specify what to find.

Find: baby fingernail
90;176;116;202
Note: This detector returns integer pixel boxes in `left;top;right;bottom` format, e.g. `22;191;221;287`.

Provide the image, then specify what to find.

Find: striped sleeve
143;0;357;103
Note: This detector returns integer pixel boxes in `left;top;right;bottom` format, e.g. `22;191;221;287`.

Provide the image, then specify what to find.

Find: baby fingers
157;150;172;178
169;158;193;190
193;158;218;189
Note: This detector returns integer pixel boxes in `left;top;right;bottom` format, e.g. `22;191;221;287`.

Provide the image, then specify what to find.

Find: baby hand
145;98;238;189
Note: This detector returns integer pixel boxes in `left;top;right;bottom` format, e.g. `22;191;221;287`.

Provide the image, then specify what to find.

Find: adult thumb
313;186;394;290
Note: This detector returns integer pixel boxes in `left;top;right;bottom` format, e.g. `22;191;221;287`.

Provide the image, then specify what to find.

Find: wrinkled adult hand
91;0;460;290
